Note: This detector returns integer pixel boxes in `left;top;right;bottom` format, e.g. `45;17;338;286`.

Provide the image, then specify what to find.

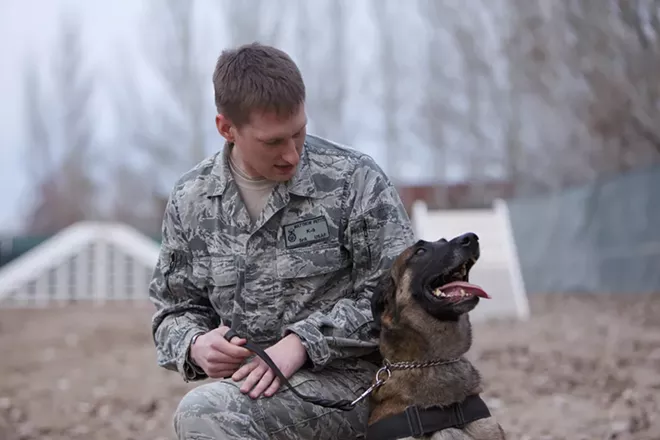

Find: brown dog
365;233;506;440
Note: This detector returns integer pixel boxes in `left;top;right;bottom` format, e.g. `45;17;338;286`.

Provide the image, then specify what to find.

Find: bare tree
616;0;660;49
100;46;167;234
129;0;213;188
314;0;348;141
502;1;598;192
571;0;660;174
107;161;168;235
100;0;212;233
293;0;350;143
502;0;660;193
22;13;98;234
503;0;565;192
106;0;293;233
22;58;51;185
106;0;295;233
416;2;468;205
419;1;450;192
222;0;285;46
454;21;502;206
373;0;402;180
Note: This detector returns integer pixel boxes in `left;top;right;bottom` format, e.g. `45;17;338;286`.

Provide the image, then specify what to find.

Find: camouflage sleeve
149;190;220;382
284;156;415;370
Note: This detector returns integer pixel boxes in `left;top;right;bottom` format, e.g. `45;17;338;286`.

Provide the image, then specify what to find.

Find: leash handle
223;329;360;412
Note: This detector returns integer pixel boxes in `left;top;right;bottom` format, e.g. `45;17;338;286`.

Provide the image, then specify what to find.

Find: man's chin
272;165;296;180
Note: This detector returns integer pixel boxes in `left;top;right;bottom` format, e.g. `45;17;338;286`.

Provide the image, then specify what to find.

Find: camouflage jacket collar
206;140;319;199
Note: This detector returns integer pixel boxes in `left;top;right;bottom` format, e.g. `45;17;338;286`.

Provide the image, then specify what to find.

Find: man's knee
172;364;376;440
258;367;373;440
174;382;216;427
174;380;265;440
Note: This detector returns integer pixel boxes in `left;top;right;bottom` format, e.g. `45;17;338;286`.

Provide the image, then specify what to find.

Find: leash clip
349;365;392;407
375;364;392;383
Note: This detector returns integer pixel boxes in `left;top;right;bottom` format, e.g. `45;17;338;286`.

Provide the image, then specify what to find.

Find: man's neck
229;143;263;181
227;144;277;223
228;153;273;189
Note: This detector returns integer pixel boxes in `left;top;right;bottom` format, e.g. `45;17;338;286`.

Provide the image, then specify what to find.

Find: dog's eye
415;248;426;256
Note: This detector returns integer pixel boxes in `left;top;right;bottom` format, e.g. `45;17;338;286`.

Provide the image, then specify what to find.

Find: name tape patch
283;216;329;248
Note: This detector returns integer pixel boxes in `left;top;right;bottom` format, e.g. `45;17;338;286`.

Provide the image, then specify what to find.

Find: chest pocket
276;245;350;281
209;255;238;315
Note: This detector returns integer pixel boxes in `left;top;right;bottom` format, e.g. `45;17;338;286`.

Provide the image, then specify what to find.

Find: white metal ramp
0;222;160;307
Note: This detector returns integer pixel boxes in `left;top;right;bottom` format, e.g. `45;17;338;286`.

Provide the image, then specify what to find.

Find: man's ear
371;273;395;332
215;114;235;142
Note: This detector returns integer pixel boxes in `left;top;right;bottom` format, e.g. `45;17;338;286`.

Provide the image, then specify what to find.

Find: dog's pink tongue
440;281;491;299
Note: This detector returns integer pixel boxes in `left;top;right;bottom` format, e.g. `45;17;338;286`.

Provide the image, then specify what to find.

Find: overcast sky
0;0;396;234
0;0;504;234
1;0;148;233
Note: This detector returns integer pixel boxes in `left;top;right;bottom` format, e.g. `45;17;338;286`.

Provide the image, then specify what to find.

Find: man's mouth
429;260;491;300
274;164;295;173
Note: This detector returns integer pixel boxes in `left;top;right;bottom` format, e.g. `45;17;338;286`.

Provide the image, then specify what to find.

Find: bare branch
21;57;51;183
373;0;401;179
22;13;98;234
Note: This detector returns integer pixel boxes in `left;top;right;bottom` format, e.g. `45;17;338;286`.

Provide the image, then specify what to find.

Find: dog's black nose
457;233;479;247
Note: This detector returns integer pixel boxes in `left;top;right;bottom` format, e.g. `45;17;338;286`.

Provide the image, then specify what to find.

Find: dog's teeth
460;288;466;297
433;288;446;297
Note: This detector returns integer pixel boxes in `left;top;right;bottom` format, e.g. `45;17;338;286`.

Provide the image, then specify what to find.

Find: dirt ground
1;293;659;440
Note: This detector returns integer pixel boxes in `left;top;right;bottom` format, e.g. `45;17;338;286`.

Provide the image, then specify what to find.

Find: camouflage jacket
149;135;415;382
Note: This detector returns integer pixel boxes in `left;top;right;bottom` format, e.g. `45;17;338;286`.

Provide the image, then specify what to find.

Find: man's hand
231;333;308;399
190;326;253;379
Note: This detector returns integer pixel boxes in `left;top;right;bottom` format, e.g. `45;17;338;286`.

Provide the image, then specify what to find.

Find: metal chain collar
384;357;462;370
349;357;462;407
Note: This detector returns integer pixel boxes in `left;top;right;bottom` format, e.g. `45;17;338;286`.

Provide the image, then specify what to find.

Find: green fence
507;165;660;295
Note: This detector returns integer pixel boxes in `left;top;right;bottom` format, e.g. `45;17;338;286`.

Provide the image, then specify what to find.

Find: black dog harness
365;394;492;439
222;329;492;439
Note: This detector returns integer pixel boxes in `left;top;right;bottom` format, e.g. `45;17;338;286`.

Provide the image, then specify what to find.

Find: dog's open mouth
432;281;490;300
429;260;491;301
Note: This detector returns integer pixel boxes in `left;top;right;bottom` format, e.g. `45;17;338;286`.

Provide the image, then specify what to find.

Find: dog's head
371;232;490;335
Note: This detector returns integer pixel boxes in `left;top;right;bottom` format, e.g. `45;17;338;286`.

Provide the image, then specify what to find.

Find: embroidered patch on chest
283;216;330;248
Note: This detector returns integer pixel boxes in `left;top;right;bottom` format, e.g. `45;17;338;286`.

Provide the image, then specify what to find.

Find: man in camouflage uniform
149;42;415;439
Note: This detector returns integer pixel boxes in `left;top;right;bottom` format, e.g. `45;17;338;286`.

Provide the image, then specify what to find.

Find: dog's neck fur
368;313;483;425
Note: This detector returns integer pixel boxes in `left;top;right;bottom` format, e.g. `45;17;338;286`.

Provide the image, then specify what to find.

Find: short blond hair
212;42;306;127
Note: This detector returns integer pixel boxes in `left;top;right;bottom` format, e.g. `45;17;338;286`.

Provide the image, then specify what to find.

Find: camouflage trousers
173;361;378;440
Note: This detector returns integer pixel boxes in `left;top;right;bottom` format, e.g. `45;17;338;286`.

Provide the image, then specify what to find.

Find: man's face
216;104;307;182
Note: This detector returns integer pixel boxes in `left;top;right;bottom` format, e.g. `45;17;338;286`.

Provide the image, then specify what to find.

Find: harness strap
365;394;492;440
404;406;424;437
223;328;357;411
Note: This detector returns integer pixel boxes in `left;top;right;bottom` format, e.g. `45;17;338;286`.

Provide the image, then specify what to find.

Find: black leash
224;328;367;411
222;327;486;440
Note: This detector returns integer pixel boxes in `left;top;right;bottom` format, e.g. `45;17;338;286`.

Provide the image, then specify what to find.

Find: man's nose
282;139;300;165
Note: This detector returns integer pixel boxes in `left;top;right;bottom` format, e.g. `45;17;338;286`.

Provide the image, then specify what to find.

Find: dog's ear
371;272;395;332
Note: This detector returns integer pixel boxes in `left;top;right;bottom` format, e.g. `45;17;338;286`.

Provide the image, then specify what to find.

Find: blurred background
1;1;659;439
